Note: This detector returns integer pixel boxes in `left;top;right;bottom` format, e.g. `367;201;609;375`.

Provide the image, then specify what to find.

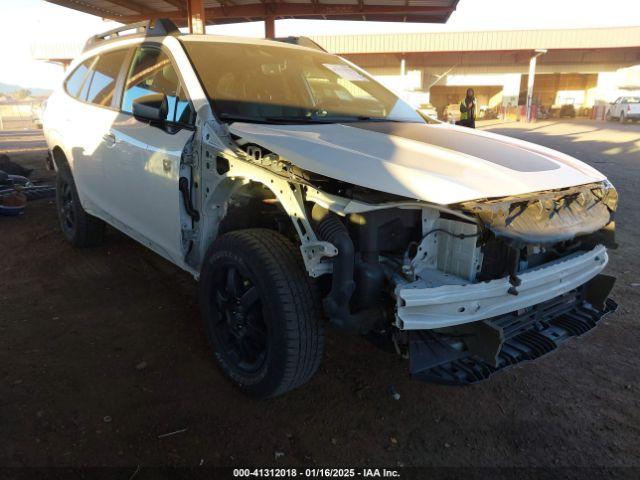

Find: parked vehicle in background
607;96;640;123
417;102;438;119
443;103;461;122
43;20;618;398
559;104;576;118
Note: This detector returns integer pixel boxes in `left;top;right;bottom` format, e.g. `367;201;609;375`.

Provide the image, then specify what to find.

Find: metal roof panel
311;26;640;54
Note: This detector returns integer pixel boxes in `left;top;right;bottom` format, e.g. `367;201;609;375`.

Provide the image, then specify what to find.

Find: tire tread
202;228;323;397
55;159;105;248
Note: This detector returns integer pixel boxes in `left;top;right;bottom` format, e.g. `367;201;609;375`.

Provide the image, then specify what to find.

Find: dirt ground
1;120;639;472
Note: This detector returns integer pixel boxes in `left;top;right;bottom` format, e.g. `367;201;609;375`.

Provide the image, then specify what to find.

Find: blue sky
1;0;639;90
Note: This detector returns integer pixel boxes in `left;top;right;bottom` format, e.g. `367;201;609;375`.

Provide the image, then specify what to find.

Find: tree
13;88;32;100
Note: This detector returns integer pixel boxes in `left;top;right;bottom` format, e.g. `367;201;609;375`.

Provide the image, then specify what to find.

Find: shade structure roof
45;0;459;26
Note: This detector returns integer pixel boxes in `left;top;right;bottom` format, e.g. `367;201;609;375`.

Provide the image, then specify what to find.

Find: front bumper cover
396;245;608;330
409;274;617;385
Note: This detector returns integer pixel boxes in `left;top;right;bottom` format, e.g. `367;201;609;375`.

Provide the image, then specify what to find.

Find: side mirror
132;94;168;124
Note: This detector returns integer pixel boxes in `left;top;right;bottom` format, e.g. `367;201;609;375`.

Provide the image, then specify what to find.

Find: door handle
102;133;116;146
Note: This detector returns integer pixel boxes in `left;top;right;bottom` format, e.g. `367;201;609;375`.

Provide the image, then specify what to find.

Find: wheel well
51;146;69;172
217;180;299;244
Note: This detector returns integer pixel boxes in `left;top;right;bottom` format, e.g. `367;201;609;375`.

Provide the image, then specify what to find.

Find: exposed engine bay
184;120;619;385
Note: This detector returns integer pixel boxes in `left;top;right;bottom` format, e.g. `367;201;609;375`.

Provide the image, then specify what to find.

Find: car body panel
397;245;608;329
43;35;209;267
105;112;193;263
228;121;605;204
44;88;121;213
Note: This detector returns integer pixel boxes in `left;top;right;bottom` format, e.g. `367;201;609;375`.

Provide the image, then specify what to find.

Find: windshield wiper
310;115;413;123
351;116;398;122
218;112;418;125
218;113;333;124
264;116;333;124
217;113;267;124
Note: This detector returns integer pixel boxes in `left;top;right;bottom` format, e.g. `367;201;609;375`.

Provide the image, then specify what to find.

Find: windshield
182;40;424;124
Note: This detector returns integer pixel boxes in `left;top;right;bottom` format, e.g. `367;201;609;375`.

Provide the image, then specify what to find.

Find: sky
0;0;639;90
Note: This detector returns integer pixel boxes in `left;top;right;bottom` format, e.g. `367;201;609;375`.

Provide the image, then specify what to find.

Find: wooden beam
217;0;238;8
161;0;186;10
264;15;275;38
104;0;154;15
119;4;452;22
45;0;123;19
187;0;206;33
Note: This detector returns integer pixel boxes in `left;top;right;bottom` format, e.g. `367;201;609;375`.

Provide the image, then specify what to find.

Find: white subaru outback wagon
44;20;618;397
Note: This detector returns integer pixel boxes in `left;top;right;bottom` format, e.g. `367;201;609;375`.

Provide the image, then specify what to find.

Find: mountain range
0;82;52;97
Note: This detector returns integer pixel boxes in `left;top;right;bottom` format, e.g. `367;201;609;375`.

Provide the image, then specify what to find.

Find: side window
64;58;94;98
175;85;194;124
86;49;129;107
122;46;192;124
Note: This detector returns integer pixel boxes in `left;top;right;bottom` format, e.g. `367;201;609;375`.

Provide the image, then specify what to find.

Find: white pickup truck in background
607;96;640;123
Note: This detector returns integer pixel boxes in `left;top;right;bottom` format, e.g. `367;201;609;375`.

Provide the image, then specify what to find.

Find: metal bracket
203;120;232;151
204;152;338;277
300;241;338;277
410;208;440;272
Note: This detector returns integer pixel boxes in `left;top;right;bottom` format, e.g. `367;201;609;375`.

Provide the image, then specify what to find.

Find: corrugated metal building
311;26;640;54
310;27;640;116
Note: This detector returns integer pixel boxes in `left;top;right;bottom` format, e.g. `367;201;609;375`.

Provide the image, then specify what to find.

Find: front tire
199;229;324;398
55;166;105;247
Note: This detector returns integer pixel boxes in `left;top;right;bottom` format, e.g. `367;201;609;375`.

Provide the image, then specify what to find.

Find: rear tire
199;229;324;398
55;165;105;248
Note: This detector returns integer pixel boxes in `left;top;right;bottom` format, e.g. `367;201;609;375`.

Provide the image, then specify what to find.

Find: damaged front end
397;181;618;384
205;122;619;386
409;277;617;384
301;178;618;385
459;180;618;246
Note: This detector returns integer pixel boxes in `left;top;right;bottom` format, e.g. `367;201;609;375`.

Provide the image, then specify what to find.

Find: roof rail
273;36;327;52
83;19;180;53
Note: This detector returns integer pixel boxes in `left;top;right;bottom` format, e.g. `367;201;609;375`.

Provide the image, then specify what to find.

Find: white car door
104;44;195;264
56;55;111;213
72;48;131;217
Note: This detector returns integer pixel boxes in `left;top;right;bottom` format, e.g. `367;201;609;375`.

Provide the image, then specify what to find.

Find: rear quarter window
64;58;94;98
86;49;130;107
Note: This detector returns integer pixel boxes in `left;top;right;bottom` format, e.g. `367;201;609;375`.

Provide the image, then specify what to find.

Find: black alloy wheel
210;262;268;374
58;177;75;237
54;160;105;248
199;229;324;398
